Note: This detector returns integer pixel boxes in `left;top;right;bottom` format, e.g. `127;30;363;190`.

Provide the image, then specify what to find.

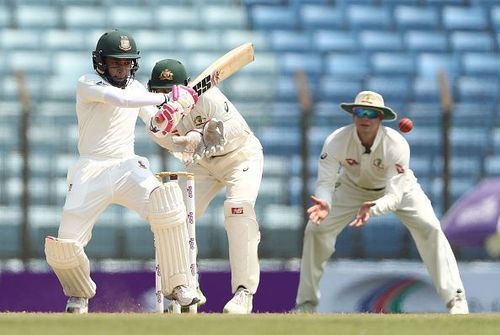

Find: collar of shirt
352;126;384;154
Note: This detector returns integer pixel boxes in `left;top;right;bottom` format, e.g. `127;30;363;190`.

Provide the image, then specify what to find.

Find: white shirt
76;74;163;159
316;124;417;216
172;87;261;157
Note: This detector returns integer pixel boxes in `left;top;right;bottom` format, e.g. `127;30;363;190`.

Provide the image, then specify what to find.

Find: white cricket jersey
76;74;163;159
174;87;260;156
316;124;417;216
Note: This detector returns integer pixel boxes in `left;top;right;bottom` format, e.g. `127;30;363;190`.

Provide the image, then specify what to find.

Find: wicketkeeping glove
170;130;205;165
202;118;225;157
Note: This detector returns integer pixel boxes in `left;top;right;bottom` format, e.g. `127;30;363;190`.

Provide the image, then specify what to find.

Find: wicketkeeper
294;91;469;314
148;59;264;314
44;30;200;313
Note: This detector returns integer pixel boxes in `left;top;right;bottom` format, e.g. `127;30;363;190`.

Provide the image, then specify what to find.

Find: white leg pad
224;201;261;294
44;236;96;299
148;182;192;296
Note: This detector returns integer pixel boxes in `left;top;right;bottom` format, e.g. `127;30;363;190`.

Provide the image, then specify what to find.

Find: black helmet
148;59;189;92
92;29;140;88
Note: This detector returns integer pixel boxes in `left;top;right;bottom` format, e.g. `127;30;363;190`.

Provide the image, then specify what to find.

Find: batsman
148;59;264;314
44;30;201;313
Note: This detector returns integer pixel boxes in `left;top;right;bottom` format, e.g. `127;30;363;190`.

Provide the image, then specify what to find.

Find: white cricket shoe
448;290;469;315
65;296;88;314
291;302;317;314
168;287;207;313
223;287;253;314
170;285;200;307
196;286;207;306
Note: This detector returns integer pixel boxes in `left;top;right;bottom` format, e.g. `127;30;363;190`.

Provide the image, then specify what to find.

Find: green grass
0;313;499;335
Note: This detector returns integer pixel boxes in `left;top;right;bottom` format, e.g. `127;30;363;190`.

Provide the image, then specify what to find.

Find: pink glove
170;85;198;112
150;103;181;136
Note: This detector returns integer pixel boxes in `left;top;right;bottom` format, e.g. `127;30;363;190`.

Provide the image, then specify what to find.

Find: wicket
154;171;198;314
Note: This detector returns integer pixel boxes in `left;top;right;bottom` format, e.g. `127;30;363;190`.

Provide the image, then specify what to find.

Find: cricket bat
189;42;255;96
154;43;254;126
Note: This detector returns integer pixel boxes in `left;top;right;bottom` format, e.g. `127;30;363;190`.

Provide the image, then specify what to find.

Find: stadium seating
299;5;344;30
1;0;498;262
312;30;358;52
394;6;440;30
250;6;298;30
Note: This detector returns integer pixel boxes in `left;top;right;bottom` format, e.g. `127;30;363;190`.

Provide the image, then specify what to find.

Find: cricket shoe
447;289;469;315
169;285;200;307
167;287;207;313
65;296;88;314
223;287;253;314
291;302;317;314
197;286;207;306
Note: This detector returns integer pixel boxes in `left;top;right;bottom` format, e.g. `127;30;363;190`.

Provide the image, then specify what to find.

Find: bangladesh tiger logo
118;35;132;51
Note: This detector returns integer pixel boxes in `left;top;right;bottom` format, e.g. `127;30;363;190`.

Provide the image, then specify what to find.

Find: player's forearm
369;193;400;216
103;88;166;108
315;184;334;210
369;172;411;216
146;126;175;150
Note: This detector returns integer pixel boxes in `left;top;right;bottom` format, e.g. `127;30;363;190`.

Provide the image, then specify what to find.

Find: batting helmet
92;29;140;88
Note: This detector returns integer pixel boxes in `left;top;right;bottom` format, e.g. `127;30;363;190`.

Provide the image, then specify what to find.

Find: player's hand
349;202;376;227
150;102;184;137
307;195;329;225
171;130;204;165
168;85;198;113
202;118;225;157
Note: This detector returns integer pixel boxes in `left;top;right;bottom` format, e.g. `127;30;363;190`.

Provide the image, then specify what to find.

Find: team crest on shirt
345;158;359;166
119;35;132;51
373;158;385;170
159;68;174;81
395;163;405;174
194;115;205;126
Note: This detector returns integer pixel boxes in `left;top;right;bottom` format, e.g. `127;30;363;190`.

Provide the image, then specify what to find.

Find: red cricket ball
398;118;413;133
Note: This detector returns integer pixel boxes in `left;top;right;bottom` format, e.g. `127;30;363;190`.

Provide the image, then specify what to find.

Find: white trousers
296;176;466;308
188;137;263;293
58;155;160;245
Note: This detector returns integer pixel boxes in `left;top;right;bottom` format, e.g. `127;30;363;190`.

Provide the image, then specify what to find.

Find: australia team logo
159;68;174;81
373;158;385;170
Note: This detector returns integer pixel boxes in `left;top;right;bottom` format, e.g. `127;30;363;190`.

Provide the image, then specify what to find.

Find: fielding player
44;30;200;313
148;59;263;314
294;91;469;314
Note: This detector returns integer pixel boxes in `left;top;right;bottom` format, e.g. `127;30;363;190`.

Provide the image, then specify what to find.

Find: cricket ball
398;118;413;133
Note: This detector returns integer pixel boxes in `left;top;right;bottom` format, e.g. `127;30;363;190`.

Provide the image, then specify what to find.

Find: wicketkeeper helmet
148;59;189;92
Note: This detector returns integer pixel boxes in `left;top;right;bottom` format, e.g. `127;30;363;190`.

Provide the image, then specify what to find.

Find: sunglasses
353;108;382;119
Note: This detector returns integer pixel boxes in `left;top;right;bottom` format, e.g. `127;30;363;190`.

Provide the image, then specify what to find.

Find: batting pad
224;201;261;294
44;236;96;299
148;182;192;296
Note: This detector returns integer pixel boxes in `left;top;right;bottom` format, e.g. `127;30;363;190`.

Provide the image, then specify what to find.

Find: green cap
95;29;140;59
148;59;188;90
